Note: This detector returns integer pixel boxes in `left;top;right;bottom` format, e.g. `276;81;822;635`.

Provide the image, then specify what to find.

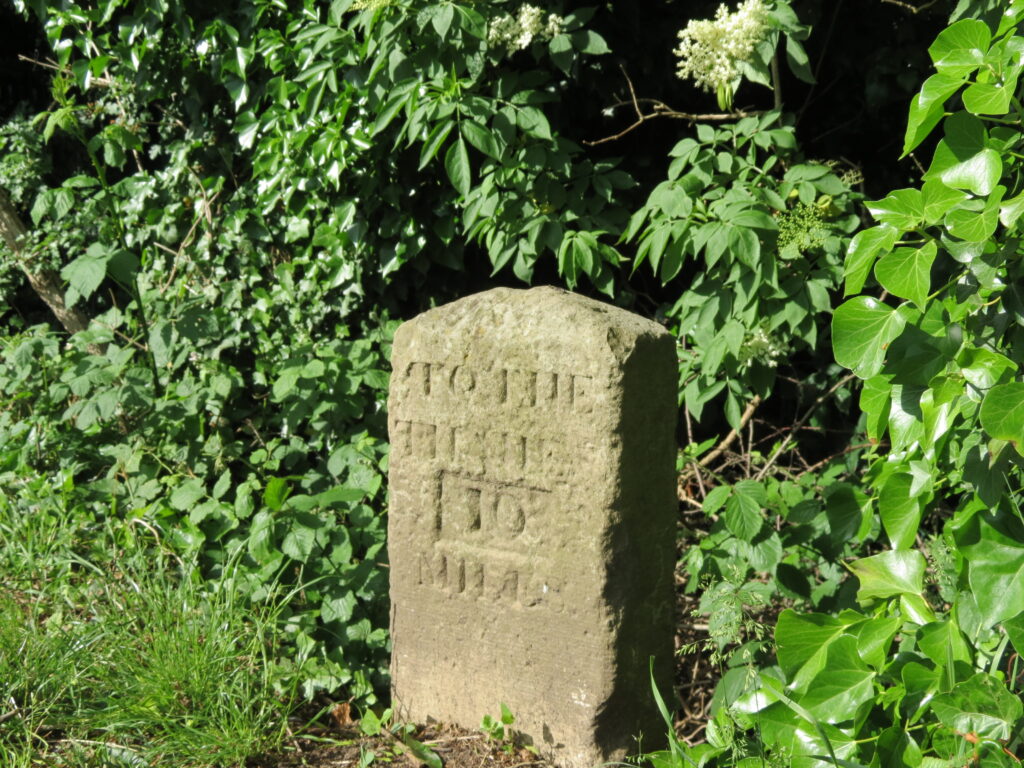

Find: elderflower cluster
776;202;828;259
488;4;565;57
673;0;770;95
740;326;784;368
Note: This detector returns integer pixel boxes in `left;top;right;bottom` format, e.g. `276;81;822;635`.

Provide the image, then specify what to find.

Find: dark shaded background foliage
2;2;1013;758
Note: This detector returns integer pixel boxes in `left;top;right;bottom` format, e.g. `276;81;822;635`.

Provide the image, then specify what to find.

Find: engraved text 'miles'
387;287;678;768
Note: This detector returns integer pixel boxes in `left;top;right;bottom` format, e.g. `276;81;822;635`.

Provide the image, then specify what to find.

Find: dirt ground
247;722;555;768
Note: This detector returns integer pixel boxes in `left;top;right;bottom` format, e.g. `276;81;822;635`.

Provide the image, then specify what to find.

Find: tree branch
584;66;760;146
0;190;94;338
699;395;763;468
17;54;112;88
754;373;857;481
879;0;939;13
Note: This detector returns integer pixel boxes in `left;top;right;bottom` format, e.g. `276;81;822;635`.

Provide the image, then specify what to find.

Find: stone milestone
387;286;678;767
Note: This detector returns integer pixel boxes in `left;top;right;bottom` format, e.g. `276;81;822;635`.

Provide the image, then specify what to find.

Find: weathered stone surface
387;286;677;768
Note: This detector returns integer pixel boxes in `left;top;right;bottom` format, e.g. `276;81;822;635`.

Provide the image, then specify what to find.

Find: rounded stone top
395;286;672;369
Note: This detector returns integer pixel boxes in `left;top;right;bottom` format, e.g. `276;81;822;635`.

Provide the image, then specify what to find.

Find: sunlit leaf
832;297;906;378
849;550;926;600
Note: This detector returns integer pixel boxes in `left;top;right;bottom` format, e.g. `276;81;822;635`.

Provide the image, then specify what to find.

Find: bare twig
17;54;113;88
156;183;221;293
678;493;704;511
796;442;872;477
879;0;939;12
584;66;759;146
754;373;857;481
746;414;755;477
683;400;708;501
698;395;763;468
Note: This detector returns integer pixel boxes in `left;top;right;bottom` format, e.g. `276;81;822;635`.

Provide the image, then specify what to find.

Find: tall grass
0;495;297;767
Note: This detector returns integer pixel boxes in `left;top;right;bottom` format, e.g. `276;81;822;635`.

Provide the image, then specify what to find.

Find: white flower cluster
488;4;565;57
741;326;784;368
673;0;770;94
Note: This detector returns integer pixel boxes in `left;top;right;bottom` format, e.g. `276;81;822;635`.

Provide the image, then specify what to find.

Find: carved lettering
415;548;564;612
402;360;596;412
391;420;567;488
438;471;546;544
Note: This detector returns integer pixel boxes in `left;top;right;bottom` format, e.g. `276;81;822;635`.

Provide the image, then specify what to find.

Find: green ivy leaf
879;473;923;550
1004;611;1024;656
928;19;991;78
873;241;936;310
887;382;925;453
921;180;967;224
979;382;1024;452
843;225;899;296
852;616;900;669
799;635;876;722
944;189;1002;242
925;112;1001;196
917;618;971;667
962;79;1015;115
959;348;1016;395
903;73;965;157
865;188;924;230
903;95;945;159
860;375;891;443
999;191;1024;229
832;297;907;379
931;673;1023;741
875;728;922;768
849;550;926;600
775;610;855;686
958;512;1024;626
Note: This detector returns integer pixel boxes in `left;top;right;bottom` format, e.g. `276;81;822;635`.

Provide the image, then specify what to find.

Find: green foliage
730;9;1024;766
357;707;443;768
1;0;865;717
480;703;519;754
7;2;1014;764
0;500;293;765
625;113;858;423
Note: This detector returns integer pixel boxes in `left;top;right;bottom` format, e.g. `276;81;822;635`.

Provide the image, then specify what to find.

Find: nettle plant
723;13;1024;768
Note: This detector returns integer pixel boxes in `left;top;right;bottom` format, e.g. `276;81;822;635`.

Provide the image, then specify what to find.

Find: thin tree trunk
0;189;92;335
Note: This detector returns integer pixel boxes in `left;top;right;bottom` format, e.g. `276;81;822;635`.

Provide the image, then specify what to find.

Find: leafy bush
6;4;1020;764
1;0;858;711
699;11;1024;768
